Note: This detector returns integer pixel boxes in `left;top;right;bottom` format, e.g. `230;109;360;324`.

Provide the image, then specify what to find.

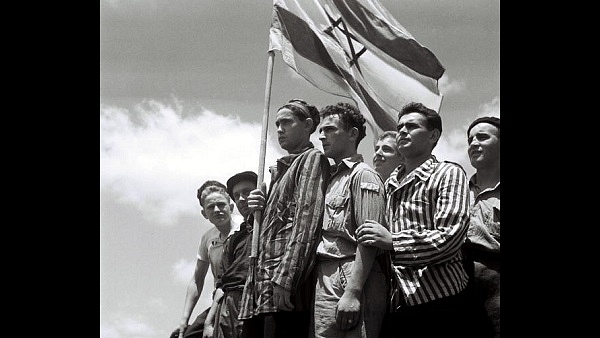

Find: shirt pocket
324;193;350;232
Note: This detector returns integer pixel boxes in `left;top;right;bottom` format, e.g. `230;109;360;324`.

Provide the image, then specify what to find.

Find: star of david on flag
268;0;445;136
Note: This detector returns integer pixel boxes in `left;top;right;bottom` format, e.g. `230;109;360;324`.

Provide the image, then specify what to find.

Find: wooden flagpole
251;50;275;259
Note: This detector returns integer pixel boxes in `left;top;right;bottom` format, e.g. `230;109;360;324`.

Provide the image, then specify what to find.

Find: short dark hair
319;102;366;148
467;116;500;137
197;180;228;207
397;102;442;134
280;98;320;133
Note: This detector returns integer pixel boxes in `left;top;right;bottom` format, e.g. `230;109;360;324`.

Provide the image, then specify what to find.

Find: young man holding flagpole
238;99;330;338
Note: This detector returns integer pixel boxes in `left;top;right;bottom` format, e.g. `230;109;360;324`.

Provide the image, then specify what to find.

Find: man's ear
201;209;208;219
430;129;441;145
304;118;314;132
349;127;359;142
229;201;234;212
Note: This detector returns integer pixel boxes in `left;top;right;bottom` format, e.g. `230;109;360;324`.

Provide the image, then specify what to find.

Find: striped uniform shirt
238;143;329;319
385;156;470;308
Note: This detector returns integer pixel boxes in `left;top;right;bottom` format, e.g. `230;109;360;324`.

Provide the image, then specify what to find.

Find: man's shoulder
292;146;329;169
200;226;220;242
437;160;467;175
303;146;325;157
351;162;384;186
352;162;378;177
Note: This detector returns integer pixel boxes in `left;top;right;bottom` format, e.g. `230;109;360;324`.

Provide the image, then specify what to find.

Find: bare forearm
345;244;377;296
180;281;201;325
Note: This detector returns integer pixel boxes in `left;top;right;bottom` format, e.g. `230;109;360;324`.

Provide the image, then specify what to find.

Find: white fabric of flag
269;0;445;135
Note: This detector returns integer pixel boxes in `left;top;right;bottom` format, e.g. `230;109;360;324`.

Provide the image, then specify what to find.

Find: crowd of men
171;100;500;338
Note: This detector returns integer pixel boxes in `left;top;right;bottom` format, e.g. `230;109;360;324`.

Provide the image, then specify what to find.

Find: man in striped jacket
238;99;330;338
356;102;474;337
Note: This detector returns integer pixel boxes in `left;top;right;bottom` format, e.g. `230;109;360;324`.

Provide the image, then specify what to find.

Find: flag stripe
275;5;397;131
275;5;342;78
270;0;444;135
354;81;397;131
333;0;445;79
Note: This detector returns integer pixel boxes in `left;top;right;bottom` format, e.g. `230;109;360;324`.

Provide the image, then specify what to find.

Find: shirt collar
277;142;315;167
387;155;438;190
331;153;364;177
469;173;501;193
271;142;315;182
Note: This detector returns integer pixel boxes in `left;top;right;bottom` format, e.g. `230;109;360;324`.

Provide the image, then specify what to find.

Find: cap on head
467;116;500;136
226;171;258;199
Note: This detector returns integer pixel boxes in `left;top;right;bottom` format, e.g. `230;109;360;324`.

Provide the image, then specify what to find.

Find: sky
99;1;500;337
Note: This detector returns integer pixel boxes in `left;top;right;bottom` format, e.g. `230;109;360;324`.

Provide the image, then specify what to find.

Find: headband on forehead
284;101;311;118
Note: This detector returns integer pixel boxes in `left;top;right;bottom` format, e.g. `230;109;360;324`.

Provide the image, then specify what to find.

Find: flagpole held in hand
248;50;275;307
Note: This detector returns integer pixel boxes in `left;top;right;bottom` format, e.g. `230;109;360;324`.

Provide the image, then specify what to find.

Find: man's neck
402;152;431;175
333;150;357;164
475;165;500;190
215;221;232;238
287;141;311;155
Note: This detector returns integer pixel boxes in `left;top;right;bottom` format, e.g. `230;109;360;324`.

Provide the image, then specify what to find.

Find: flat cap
467;116;500;135
226;171;258;199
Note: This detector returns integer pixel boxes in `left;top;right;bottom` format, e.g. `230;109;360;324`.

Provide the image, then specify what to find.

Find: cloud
100;323;120;338
100;316;157;338
478;96;500;118
439;74;466;95
171;257;214;310
100;99;284;227
103;0;158;12
434;127;473;178
172;258;195;284
433;96;500;178
147;297;170;314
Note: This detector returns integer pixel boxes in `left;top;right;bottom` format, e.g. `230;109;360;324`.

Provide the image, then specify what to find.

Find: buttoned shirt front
466;175;500;269
386;156;470;308
316;154;387;260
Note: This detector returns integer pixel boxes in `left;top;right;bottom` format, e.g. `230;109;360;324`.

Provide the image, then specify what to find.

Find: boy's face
275;108;309;153
231;180;255;219
318;114;353;162
373;136;404;177
467;122;500;169
201;191;233;228
396;112;437;157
